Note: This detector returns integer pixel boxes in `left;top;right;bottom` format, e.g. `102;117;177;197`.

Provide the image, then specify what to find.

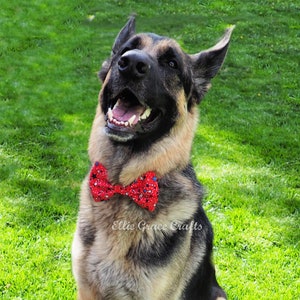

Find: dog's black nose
118;50;151;79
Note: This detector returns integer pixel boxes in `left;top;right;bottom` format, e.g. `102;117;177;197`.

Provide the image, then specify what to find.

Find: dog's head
98;16;234;147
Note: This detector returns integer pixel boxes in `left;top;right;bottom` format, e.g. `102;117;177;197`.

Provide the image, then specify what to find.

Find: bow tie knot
89;162;159;212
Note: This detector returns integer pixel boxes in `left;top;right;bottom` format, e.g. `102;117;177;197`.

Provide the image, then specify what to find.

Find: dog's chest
84;203;191;300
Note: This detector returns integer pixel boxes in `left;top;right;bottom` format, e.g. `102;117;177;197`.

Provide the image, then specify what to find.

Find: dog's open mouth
106;89;159;131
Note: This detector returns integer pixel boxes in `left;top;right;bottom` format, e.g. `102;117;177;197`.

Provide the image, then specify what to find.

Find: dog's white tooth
124;121;129;127
140;108;152;120
113;99;121;109
107;108;113;120
128;115;136;126
145;108;152;118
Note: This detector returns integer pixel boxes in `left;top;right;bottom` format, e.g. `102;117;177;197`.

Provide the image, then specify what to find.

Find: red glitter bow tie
89;162;159;212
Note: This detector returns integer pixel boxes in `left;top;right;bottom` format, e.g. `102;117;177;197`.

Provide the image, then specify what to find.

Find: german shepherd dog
72;16;234;300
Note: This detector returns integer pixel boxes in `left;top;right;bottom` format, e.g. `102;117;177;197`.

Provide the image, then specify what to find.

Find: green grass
0;0;299;299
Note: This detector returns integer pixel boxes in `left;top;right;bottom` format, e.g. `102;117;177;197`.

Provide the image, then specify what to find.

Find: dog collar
89;162;159;212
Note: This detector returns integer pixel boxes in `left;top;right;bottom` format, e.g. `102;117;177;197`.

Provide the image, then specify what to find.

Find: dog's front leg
77;286;102;300
72;229;102;300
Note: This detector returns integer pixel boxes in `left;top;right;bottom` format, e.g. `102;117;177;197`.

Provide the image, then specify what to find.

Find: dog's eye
168;60;178;69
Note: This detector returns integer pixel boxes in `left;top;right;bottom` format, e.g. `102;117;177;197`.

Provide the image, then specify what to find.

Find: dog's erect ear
99;16;136;82
112;16;136;55
191;26;234;103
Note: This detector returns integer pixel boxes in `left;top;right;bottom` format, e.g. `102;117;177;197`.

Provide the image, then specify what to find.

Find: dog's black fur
72;16;233;299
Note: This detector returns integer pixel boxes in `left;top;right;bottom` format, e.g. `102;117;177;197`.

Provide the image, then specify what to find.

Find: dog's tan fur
88;91;198;186
72;17;233;299
73;101;201;298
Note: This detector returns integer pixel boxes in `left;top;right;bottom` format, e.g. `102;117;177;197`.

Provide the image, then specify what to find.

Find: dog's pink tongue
112;101;144;125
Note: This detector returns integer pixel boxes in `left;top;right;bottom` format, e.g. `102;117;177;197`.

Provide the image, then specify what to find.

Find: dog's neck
88;104;199;186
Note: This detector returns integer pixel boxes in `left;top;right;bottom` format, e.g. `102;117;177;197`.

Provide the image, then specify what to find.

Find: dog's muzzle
103;50;164;143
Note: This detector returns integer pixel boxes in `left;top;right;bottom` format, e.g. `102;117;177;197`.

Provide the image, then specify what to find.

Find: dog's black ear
99;16;136;82
190;26;234;103
112;15;136;55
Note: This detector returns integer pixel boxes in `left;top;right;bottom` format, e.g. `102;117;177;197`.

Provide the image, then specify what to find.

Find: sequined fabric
89;162;159;212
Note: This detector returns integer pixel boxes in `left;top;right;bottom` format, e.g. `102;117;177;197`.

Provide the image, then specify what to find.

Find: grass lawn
0;0;299;299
